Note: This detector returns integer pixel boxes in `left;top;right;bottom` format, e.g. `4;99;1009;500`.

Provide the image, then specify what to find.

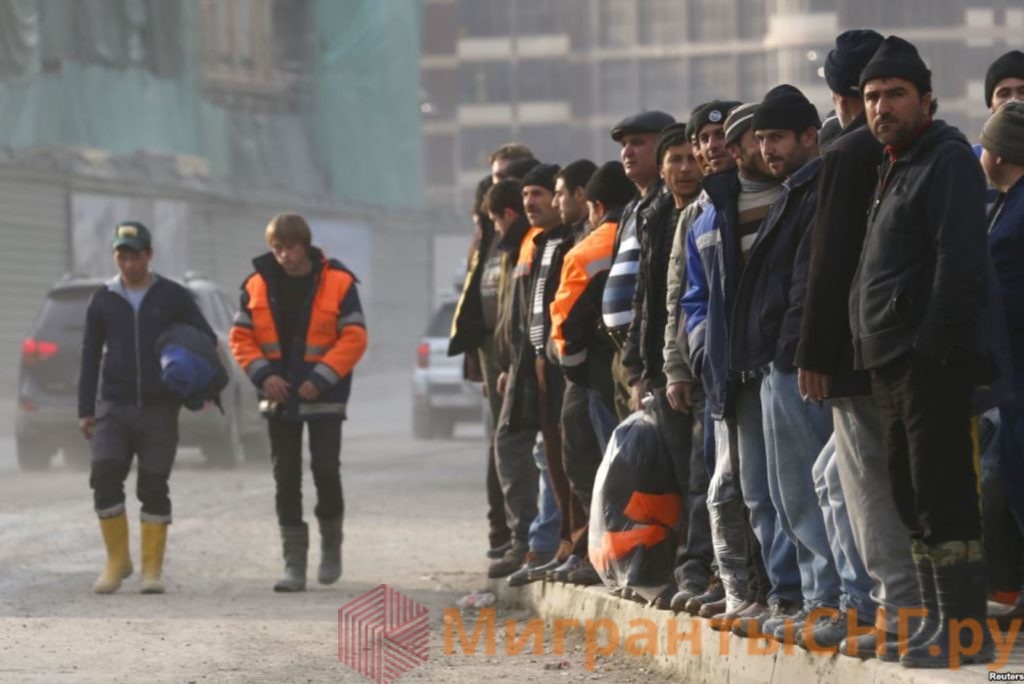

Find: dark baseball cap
112;221;152;252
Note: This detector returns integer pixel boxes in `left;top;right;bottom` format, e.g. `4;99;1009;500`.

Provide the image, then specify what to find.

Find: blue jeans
761;363;839;608
528;435;560;554
734;379;801;604
812;434;876;624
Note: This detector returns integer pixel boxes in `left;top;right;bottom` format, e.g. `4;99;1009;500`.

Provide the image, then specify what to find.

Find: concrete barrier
491;578;1021;683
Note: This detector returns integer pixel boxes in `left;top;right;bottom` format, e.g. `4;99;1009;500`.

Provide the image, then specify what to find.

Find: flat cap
611;110;675;142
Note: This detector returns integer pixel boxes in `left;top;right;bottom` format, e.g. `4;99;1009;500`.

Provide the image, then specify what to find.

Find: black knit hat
504;157;540;180
521;162;560;193
687;100;742;140
985;50;1024;108
656;123;690;164
751;85;820;133
825;29;884;96
859;35;932;94
584;161;635;209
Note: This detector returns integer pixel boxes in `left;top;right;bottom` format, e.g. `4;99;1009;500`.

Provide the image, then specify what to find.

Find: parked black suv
15;273;267;470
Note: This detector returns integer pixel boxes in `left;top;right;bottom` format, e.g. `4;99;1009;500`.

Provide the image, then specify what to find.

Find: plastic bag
588;403;683;602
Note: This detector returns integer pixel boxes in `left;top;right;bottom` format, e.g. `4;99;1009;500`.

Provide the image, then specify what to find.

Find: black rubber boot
880;540;936;662
274;523;308;592
901;540;995;668
317;516;343;585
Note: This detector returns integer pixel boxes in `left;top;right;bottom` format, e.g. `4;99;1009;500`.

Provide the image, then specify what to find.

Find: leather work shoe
549;554;584;582
684;577;725;616
487;541;513;560
567;560;602;586
506;550;556;588
528;555;564;582
487;545;528;579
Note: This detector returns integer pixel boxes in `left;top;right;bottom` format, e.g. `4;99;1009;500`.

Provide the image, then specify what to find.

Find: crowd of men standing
448;30;1024;670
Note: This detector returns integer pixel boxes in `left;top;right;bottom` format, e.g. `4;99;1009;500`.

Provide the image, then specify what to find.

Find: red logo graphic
338;584;430;683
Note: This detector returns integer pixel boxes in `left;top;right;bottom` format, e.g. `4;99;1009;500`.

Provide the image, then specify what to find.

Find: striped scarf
529;235;565;352
601;207;640;332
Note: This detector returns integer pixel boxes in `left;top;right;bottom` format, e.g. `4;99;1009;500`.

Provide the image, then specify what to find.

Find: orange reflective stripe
601;526;670;562
622;491;683;529
515;227;544;277
550;221;617;355
304;268;351;360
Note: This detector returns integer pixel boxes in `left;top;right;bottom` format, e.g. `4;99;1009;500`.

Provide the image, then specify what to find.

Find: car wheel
201;412;241;469
412;402;433;439
241;432;271;464
16;435;53;471
62;443;92;471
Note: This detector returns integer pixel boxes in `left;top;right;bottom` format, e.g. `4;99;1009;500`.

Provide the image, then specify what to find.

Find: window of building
690;56;735;105
841;0;961;27
458;61;512;103
598;0;636;48
459;127;513;170
641;59;688;114
517;59;567;102
638;0;687;45
600;60;638;115
516;0;557;34
689;0;733;42
738;0;768;39
740;53;773;101
456;0;508;38
200;0;310;104
520;125;572;164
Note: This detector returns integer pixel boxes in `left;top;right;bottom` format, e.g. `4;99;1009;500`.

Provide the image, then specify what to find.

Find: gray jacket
662;193;708;385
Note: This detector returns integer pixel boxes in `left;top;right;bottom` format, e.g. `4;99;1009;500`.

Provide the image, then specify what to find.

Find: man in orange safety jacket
229;213;367;593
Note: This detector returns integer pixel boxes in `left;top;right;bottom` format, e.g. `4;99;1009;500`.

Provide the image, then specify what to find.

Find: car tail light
416;342;430;369
19;398;39;412
22;338;59;366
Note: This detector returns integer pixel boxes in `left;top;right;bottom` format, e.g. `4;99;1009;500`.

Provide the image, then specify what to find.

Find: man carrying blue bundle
78;221;217;595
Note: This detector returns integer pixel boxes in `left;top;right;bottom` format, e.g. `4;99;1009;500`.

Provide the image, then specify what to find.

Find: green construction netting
0;0;423;208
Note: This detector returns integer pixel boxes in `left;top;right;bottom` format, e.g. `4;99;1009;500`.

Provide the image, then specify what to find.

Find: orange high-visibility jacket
229;249;367;420
550;220;617;386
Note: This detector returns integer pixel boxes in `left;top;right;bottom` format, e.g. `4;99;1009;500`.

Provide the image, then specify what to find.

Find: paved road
0;373;671;683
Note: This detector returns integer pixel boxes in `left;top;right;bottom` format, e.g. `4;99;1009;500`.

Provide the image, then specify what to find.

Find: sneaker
684;577;725;616
567;560;602;586
506;550;556;587
487;545;528;579
549;555;584;582
486;541;513;560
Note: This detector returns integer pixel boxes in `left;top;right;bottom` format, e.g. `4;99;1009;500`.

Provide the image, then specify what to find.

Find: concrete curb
490;578;1008;683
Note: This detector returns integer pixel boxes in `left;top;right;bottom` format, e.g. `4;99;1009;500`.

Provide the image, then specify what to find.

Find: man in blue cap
79;221;216;595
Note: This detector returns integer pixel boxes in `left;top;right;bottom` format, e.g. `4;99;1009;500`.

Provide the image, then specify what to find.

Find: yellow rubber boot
93;513;133;594
140;521;168;594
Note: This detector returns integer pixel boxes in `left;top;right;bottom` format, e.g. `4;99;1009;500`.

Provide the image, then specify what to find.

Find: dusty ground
0;373;676;683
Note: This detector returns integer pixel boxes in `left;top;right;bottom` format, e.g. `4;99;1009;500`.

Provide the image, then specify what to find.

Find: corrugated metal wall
0;164;441;398
0;169;69;390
